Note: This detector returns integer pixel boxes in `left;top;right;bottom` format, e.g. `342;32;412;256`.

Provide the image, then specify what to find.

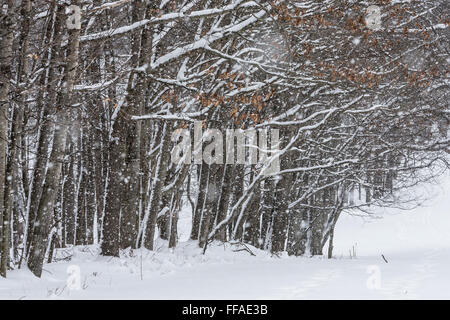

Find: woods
0;0;448;278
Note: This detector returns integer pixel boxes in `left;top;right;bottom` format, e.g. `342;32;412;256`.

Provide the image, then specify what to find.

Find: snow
334;174;450;256
1;175;449;300
79;1;260;44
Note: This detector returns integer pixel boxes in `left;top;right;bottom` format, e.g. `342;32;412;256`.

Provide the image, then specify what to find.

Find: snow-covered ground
1;174;449;300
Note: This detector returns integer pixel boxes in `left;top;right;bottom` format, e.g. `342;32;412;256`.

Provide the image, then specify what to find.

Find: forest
0;0;448;279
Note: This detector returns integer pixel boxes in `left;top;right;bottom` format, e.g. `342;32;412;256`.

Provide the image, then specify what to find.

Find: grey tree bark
0;1;15;278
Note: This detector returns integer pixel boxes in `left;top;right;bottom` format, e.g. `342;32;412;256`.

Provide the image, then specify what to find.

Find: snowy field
1;175;449;300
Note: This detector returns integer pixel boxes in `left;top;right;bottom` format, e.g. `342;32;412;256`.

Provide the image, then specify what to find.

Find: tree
0;0;447;277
